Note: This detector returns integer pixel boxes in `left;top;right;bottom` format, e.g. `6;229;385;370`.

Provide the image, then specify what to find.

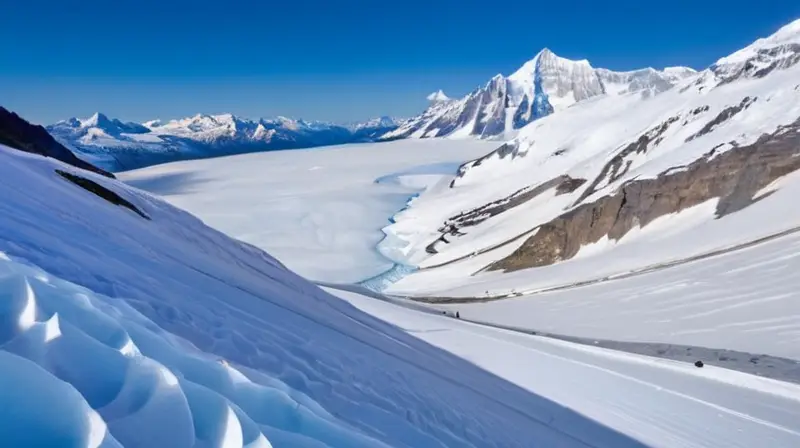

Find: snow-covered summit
347;115;403;130
47;112;401;172
384;48;697;140
426;90;451;103
52;112;150;137
706;18;800;86
716;18;800;66
508;48;600;111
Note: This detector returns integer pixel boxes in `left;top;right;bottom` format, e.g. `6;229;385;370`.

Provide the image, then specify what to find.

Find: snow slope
3;143;800;447
385;18;800;298
120;139;499;284
422;219;800;361
384;49;696;140
6;142;637;447
48;113;403;172
329;287;800;448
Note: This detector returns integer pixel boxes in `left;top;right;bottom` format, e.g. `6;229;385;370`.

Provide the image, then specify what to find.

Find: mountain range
47;113;403;172
384;48;698;140
0;106;112;177
384;18;800;298
47;49;702;173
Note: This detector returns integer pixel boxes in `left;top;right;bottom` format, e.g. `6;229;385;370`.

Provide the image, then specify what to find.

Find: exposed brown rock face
450;141;524;188
0;106;114;178
425;175;586;255
574;114;683;205
489;117;800;272
685;97;756;142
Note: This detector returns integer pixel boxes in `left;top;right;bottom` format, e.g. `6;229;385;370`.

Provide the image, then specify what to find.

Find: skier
456;311;460;319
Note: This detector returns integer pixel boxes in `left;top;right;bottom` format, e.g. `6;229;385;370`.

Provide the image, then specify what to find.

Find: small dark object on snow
456;312;460;319
694;360;704;368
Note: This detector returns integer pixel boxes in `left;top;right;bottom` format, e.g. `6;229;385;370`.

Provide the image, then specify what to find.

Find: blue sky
2;0;799;124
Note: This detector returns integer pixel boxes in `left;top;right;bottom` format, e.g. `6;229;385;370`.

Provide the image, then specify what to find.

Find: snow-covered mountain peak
508;48;592;84
708;18;800;86
51;112;150;138
273;115;301;130
517;48;600;110
427;90;451;103
718;18;800;66
81;112;109;128
386;45;697;140
663;66;698;76
48;111;403;171
350;115;401;130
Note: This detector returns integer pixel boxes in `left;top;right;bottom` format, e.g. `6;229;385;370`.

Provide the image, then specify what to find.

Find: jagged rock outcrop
55;170;148;219
489;118;800;272
0;107;113;178
427;175;586;254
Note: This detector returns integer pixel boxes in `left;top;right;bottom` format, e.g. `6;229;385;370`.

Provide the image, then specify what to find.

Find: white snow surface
425;215;800;361
3;140;800;446
329;287;800;448
0;142;639;447
120;139;499;284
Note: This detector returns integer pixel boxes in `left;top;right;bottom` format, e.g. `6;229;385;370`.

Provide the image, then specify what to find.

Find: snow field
121;139;498;284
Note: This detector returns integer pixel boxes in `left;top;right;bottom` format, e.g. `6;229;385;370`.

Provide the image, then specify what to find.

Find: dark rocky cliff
0;107;112;178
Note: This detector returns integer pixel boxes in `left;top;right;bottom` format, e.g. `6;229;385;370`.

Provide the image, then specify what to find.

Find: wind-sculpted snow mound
0;256;380;447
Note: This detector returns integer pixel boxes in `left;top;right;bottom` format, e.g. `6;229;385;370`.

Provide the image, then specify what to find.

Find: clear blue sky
2;0;798;125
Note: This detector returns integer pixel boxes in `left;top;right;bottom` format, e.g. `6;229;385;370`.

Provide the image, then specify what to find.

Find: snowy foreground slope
120;139;499;284
3;145;800;447
48;113;402;172
386;18;800;299
423;220;800;361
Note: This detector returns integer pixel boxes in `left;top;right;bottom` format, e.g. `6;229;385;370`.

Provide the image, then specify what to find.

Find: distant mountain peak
82;112;110;128
426;90;451;103
385;46;698;140
46;111;402;172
